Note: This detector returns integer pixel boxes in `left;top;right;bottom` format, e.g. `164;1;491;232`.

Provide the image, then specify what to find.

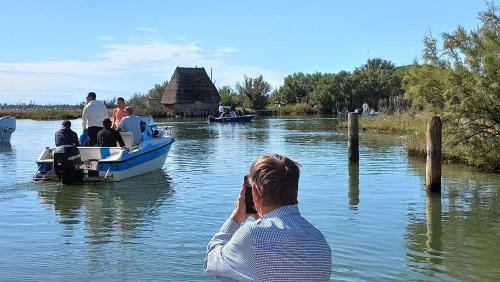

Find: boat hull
34;137;174;182
209;115;255;123
92;140;173;181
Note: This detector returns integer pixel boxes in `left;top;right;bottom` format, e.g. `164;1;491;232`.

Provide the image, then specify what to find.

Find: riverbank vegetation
127;81;168;117
0;108;82;120
334;4;499;171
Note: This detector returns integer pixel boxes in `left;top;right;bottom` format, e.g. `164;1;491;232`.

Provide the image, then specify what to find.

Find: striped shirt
205;205;332;281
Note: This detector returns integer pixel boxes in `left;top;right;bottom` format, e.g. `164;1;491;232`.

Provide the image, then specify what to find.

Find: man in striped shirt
205;153;332;281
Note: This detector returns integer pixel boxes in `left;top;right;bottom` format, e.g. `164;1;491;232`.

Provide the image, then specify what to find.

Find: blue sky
0;0;490;105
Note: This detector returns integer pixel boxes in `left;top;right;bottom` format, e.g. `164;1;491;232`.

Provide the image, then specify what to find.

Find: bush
268;103;316;115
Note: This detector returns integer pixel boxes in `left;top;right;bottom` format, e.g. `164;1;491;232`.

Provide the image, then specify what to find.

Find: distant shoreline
0;109;83;120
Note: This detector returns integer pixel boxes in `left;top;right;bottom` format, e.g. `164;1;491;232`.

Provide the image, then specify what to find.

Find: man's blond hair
249;153;300;208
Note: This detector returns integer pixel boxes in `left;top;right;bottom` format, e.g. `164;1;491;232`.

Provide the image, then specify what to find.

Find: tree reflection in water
406;156;500;281
425;193;442;266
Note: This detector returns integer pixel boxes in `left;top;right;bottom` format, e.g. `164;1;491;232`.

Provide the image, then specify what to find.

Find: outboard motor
53;145;83;184
0;116;16;144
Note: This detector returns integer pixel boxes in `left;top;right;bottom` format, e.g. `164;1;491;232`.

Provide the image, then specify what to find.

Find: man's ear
252;184;260;203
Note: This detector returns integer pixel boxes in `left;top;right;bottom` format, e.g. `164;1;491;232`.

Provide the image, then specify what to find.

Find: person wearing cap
55;120;79;147
82;92;108;146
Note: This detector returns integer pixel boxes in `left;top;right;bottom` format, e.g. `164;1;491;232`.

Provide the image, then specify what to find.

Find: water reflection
0;143;13;152
243;119;270;144
38;170;174;244
425;193;442;266
405;156;500;280
348;162;360;207
0;144;16;188
282;118;342;145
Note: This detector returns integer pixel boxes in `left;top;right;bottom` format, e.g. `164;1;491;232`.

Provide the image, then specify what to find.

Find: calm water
0;117;499;281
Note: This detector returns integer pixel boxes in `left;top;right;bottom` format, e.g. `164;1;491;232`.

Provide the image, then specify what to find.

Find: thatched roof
161;67;220;105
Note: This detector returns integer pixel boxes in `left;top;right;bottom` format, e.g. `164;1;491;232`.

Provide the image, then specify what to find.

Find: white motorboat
33;115;175;183
0;116;16;143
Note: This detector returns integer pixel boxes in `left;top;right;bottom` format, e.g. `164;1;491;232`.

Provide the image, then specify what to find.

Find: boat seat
120;131;134;148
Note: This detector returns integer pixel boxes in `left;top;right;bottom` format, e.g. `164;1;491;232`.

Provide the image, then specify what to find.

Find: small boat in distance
33;115;175;183
0;116;16;144
208;114;256;123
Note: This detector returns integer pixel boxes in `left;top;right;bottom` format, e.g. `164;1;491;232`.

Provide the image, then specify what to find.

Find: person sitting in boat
55;120;79;147
117;106;142;146
97;118;127;149
229;106;237;118
219;105;225;117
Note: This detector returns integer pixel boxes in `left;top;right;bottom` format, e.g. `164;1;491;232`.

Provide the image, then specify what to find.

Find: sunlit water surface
0;117;499;281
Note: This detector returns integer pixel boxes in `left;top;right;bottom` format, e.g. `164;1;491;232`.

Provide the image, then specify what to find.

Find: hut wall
174;102;219;113
163;102;219;116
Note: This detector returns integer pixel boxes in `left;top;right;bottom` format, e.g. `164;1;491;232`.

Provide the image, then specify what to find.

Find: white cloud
98;35;117;41
214;47;237;56
0;40;283;104
136;27;158;32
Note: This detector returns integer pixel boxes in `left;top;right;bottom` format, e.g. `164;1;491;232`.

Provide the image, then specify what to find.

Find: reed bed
1;109;82;120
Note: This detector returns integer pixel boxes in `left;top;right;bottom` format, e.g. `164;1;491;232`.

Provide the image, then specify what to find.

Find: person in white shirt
82;92;108;146
362;102;369;115
117;106;142;146
218;105;225;117
229;105;237;118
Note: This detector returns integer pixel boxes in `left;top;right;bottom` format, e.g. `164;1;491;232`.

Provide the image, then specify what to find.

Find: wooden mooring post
348;112;359;162
348;162;359;206
426;116;442;193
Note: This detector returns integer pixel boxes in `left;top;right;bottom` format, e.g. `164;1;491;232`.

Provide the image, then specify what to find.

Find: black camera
244;175;257;214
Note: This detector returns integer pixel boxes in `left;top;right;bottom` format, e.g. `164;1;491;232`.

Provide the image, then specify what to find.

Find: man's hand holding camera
230;182;259;224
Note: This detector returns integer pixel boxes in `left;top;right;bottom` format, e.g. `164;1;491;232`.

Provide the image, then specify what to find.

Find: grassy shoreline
0;109;83;120
338;113;498;172
3;108;497;172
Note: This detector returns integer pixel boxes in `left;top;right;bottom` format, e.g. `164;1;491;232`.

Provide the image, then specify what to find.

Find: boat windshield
137;115;154;125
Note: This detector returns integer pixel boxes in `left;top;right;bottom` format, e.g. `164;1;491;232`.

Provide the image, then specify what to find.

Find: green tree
309;74;335;113
128;92;147;113
402;64;451;111
236;75;271;110
404;3;499;170
278;72;312;104
351;58;403;111
218;85;234;106
128;80;168;116
144;80;168;115
330;71;354;112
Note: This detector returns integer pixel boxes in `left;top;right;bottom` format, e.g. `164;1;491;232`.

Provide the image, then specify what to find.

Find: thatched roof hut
161;67;220;116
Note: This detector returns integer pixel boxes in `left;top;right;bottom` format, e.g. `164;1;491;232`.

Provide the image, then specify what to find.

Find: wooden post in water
348;162;359;206
426;116;442;193
348;112;359;162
